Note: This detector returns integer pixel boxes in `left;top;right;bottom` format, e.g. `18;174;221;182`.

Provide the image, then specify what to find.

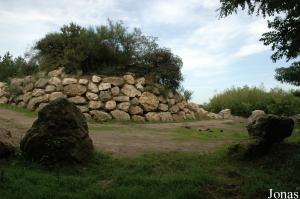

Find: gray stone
88;101;103;109
121;84;141;97
35;78;48;88
48;77;61;87
90;110;112;122
27;94;49;110
49;92;65;101
88;82;99;93
92;75;101;83
110;110;130;121
170;105;180;113
123;74;135;84
129;106;143;115
45;85;56;93
117;102;130;112
158;103;169;112
32;89;45;97
159;112;173;122
68;96;86;104
103;77;124;86
219;109;231;119
113;96;129;102
99;91;112;101
111;87;120;96
86;92;99;101
64;84;87;97
145;112;160;122
99;83;111;91
23;92;33;103
23;83;34;93
78;79;89;85
105;100;117;110
62;77;77;85
77;105;89;113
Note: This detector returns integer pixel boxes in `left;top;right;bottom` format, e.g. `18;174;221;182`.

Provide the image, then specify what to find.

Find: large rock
248;110;266;124
88;82;99;93
48;77;61;87
49;92;65;101
113;96;129;102
45;85;56;93
64;84;87;97
78;79;89;85
159;112;173;122
23;83;34;93
105;100;117;110
90;110;112;122
92;75;101;83
129;106;143;115
0;128;15;158
132;115;145;122
99;91;112;101
139;92;159;111
68;96;86;104
111;110;130;121
103;77;125;86
35;78;48;88
27;94;49;110
62;77;77;85
169;105;179;113
99;83;111;91
117;102;131;112
111;87;120;96
48;67;64;77
121;84;141;97
219;109;231;119
32;89;45;97
123;74;135;84
145;112;160;122
20;98;94;164
88;101;103;109
86;92;99;101
247;114;294;143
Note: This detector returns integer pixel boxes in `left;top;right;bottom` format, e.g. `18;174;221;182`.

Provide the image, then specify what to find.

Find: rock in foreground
0;128;15;159
20;98;94;164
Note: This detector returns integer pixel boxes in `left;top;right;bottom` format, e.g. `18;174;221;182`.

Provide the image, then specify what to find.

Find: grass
1;138;300;199
0;104;37;118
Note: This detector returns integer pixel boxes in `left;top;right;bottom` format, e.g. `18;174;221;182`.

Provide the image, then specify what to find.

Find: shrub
31;20;183;90
206;86;300;117
0;52;38;82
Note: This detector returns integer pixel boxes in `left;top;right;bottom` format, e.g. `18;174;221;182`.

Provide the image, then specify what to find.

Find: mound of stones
0;128;15;159
229;110;294;159
20;98;94;164
0;67;232;122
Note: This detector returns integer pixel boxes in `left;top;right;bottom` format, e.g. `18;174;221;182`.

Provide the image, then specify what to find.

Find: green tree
219;0;300;86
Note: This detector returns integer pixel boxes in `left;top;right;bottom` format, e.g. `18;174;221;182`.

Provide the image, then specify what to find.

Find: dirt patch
0;108;241;157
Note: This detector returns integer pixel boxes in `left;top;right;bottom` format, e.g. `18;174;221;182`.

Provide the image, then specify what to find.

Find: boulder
64;84;87;97
129;105;143;115
78;79;89;85
48;77;61;87
123;74;135;84
77;105;89;113
102;77;124;86
90;110;112;122
130;97;139;105
219;109;231;119
48;67;64;77
49;92;65;101
247;114;294;143
0;128;15;158
135;83;144;91
136;77;145;85
145;112;160;122
36;103;48;112
158;96;167;103
99;83;111;91
172;111;186;122
86;92;99;101
207;112;222;119
35;78;48;88
68;96;86;104
45;85;56;93
27;94;49;110
92;75;101;83
113;96;130;102
0;97;8;104
139;92;159;111
23;83;34;93
111;87;120;96
248;110;266;124
23;92;33;103
110;110;130;121
88;101;103;109
20;98;94;164
88;82;99;93
32;89;45;97
132;115;145;122
105;100;117;110
169;105;180;113
167;99;176;106
62;77;77;85
159;112;173;122
99;91;112;101
121;84;141;97
117;102;131;112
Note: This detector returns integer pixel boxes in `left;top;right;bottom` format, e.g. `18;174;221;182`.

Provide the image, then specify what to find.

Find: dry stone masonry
0;67;230;122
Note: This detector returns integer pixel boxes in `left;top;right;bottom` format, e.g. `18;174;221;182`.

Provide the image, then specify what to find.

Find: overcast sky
0;0;297;103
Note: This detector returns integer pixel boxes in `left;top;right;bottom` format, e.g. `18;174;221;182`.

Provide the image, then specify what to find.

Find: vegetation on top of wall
0;52;38;82
205;85;300;117
28;20;183;91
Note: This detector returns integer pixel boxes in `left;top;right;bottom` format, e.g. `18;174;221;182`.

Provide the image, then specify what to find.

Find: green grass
1;138;300;199
0;104;37;118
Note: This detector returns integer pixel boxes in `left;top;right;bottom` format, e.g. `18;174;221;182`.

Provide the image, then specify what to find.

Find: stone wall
0;67;228;122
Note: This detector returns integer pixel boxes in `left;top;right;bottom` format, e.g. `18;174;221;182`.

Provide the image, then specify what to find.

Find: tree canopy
219;0;300;86
30;20;183;90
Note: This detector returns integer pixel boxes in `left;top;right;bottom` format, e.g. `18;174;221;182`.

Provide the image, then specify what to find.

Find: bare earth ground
0;108;246;157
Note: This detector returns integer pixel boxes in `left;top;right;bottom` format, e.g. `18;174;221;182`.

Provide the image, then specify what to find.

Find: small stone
79;79;89;85
90;110;112;122
88;101;103;109
86;92;99;101
132;115;145;122
99;91;112;101
102;77;124;86
68;96;86;104
113;96;130;102
45;85;56;93
32;89;45;97
158;103;169;112
48;67;64;77
121;84;141;97
136;77;145;85
64;84;87;97
111;87;120;96
49;92;65;101
99;83;111;91
110;110;130;121
123;74;135;84
77;105;89;113
129;106;143;115
92;75;101;83
167;99;176;106
145;112;160;122
105;100;117;110
62;77;77;85
88;82;99;93
35;78;48;88
48;77;61;87
117;102;131;112
130;97;139;105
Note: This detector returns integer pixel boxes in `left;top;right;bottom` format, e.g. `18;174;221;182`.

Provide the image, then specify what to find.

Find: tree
219;0;300;86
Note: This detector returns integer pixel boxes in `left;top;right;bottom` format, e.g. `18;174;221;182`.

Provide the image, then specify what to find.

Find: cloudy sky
0;0;296;103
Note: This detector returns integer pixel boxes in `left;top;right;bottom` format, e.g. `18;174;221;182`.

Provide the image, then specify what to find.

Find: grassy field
0;105;299;199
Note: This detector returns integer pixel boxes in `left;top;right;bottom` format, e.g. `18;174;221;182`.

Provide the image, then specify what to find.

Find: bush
31;20;183;90
0;52;38;82
206;86;300;117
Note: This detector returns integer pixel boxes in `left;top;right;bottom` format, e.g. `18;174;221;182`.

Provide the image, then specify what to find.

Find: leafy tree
219;0;300;86
31;20;183;90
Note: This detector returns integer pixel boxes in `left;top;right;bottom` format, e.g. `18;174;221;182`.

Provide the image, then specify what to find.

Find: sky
0;0;297;103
